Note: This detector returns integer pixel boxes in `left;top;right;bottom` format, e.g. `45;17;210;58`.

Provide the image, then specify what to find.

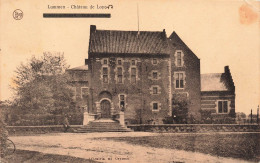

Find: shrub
0;117;8;158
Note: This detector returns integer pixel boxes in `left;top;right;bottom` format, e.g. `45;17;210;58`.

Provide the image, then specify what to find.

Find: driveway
10;132;250;163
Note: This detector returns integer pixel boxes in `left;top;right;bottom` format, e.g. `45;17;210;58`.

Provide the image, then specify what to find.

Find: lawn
102;133;260;162
1;149;99;163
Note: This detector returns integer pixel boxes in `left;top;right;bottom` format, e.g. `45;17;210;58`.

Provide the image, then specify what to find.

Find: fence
127;124;260;133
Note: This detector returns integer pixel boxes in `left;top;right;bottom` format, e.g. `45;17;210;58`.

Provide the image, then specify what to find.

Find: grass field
1;149;98;163
103;133;260;162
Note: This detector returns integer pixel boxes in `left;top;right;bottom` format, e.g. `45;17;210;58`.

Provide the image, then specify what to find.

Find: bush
0;117;8;157
5;112;83;126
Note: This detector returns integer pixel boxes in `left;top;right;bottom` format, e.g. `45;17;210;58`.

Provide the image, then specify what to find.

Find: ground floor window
217;101;228;113
150;101;161;111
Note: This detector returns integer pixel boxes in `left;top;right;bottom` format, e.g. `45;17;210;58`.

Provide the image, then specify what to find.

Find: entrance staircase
74;119;132;133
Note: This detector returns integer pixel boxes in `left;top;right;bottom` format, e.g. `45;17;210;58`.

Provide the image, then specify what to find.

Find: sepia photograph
0;0;259;162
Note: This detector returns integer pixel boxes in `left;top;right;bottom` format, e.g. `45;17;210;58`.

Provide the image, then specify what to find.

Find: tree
11;52;74;114
172;93;189;124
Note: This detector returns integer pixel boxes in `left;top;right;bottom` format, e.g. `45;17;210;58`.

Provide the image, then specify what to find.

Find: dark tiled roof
67;65;88;71
89;27;170;55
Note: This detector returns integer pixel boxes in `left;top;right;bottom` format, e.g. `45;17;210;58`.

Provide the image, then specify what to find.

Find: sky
0;0;259;114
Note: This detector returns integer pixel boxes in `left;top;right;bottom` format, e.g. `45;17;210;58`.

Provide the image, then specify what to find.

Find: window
119;94;126;111
153;103;158;110
177;52;182;66
152;72;158;79
103;59;108;65
117;67;123;83
151;101;161;111
118;59;122;65
131;67;136;83
153;87;158;94
175;72;184;88
152;59;158;65
218;101;228;113
81;87;89;98
131;60;136;66
175;50;184;67
103;67;108;83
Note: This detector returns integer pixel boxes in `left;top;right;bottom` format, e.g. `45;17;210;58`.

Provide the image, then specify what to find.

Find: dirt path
10;132;251;163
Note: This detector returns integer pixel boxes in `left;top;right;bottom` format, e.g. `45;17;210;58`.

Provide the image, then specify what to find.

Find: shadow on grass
102;133;260;162
1;149;99;163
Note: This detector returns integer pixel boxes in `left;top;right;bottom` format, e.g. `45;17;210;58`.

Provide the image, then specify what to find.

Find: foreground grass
1;149;98;163
102;133;260;162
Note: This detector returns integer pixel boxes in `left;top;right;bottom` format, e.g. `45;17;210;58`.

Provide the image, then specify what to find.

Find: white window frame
216;100;230;114
174;71;185;89
101;66;109;83
150;85;161;95
150;101;161;112
175;50;184;67
130;66;137;84
116;66;124;84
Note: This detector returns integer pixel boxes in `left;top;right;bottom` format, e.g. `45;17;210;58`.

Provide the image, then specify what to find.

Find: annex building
67;25;236;125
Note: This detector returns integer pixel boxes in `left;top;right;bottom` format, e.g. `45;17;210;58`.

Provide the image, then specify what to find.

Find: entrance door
100;100;111;118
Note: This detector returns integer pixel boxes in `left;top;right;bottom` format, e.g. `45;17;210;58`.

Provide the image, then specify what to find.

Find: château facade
67;25;235;125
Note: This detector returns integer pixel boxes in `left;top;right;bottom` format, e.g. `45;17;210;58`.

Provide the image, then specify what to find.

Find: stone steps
73;120;132;133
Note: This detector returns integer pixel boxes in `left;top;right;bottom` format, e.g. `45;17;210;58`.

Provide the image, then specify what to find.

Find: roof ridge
96;29;164;33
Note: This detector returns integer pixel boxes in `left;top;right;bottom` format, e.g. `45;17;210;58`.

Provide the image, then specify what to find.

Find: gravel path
10;132;251;163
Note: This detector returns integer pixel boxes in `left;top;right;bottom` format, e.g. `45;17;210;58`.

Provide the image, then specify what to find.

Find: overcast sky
1;0;259;114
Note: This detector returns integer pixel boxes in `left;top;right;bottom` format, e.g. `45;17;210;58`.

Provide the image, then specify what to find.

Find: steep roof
89;25;170;55
201;73;228;91
201;66;235;92
168;31;199;60
67;65;88;71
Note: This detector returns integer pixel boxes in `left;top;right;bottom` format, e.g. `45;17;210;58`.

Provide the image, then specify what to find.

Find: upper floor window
175;50;184;67
218;101;228;113
117;59;122;65
153;87;158;94
117;67;123;84
81;87;89;98
152;58;158;65
103;67;108;83
131;67;137;83
175;72;185;89
152;72;158;80
103;58;108;65
131;60;136;66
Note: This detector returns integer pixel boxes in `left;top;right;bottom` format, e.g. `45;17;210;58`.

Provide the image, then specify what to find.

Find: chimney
90;25;96;33
161;29;166;39
224;66;230;74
